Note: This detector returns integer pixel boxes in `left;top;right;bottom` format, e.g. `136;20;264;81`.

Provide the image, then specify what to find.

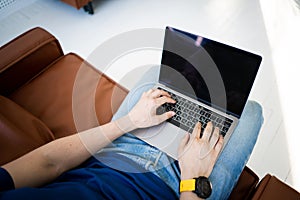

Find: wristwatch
180;176;212;199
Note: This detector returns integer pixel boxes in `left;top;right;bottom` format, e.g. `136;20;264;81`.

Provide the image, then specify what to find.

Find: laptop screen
159;27;262;118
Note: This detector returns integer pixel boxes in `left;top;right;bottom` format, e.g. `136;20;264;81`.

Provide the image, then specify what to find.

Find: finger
156;111;175;124
178;133;190;154
213;135;224;158
191;122;201;139
155;96;176;106
151;89;171;98
202;121;213;141
209;127;220;149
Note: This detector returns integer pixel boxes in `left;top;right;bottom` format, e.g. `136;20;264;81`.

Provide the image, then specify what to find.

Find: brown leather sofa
0;27;299;199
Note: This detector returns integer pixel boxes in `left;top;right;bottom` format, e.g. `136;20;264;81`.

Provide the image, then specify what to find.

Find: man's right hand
127;88;176;129
178;122;224;180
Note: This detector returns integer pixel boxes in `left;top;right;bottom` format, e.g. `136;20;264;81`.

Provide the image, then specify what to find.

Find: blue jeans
99;66;263;199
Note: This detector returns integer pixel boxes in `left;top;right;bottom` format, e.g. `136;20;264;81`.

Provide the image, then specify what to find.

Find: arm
2;88;175;189
178;122;224;200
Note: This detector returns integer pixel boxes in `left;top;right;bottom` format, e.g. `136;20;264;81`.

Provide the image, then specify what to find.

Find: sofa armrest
251;174;300;199
0;27;64;96
229;166;259;200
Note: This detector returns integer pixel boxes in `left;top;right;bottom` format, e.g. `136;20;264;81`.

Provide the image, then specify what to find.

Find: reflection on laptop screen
160;27;262;118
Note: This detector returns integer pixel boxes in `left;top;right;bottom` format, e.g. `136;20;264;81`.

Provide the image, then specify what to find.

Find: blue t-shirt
0;152;177;200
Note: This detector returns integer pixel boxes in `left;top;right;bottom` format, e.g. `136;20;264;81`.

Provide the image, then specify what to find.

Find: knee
247;100;263;114
244;100;264;123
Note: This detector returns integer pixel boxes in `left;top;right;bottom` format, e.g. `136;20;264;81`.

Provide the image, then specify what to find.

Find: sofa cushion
9;53;128;139
0;96;55;165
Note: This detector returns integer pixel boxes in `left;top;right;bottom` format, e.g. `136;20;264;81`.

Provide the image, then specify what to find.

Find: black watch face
195;177;212;199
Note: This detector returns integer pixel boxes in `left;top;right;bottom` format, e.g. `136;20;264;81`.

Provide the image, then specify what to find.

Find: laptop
133;26;262;159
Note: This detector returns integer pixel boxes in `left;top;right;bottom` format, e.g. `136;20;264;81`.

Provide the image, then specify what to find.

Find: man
0;67;263;199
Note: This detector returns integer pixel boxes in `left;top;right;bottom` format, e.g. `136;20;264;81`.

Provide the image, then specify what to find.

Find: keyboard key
210;115;216;120
200;110;205;115
175;115;182;121
182;113;188;118
187;121;193;127
222;127;228;133
226;118;233;124
156;106;165;115
199;115;205;121
178;101;184;106
224;121;231;128
192;118;198;124
189;104;195;110
205;112;211;118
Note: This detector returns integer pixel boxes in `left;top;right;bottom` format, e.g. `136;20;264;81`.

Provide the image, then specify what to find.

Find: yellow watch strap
180;179;196;192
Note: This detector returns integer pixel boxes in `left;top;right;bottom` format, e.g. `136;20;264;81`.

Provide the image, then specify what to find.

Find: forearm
2;115;135;188
77;114;134;156
54;115;135;172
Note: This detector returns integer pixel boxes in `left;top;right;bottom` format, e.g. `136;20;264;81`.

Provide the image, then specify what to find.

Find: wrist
181;175;195;180
181;170;203;180
114;115;137;133
180;167;210;180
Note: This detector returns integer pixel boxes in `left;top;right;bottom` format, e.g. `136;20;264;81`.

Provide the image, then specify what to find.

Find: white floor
1;0;300;192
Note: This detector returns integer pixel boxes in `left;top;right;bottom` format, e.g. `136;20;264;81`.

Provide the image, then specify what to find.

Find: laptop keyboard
156;88;233;137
